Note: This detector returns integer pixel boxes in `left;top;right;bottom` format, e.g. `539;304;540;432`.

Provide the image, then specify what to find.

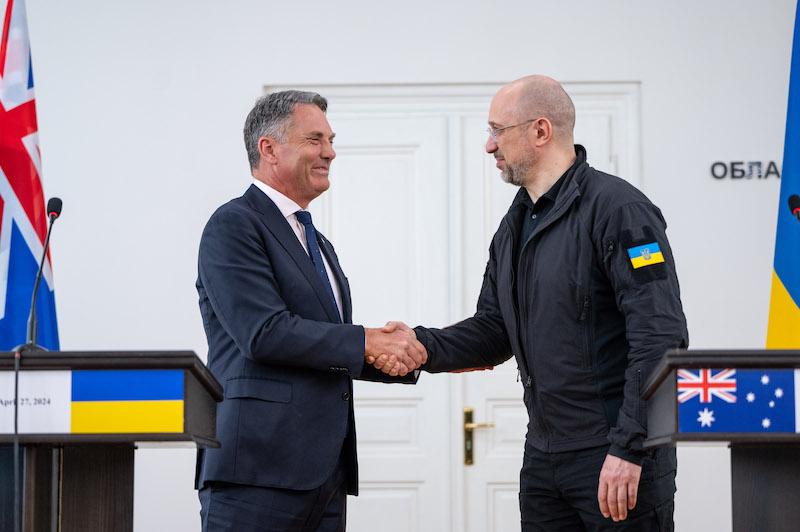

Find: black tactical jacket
416;146;688;463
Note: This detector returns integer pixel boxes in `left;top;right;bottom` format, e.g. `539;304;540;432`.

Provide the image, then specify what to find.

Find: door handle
464;422;496;430
464;407;495;466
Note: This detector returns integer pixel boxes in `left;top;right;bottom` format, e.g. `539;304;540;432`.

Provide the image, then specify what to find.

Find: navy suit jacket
196;185;406;495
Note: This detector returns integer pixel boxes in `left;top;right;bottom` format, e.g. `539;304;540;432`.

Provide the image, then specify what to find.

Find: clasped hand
364;321;426;376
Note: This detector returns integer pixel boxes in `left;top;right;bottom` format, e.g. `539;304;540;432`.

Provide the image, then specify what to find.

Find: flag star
746;392;756;403
762;418;771;429
769;401;776;408
697;408;715;427
775;388;784;398
761;375;770;385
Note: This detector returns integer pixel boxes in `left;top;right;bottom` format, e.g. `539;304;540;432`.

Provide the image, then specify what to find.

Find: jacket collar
504;144;588;233
243;185;343;323
508;144;587;210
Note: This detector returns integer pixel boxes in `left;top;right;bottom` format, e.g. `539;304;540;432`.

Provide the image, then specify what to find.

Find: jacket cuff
349;325;365;377
607;443;646;465
412;326;432;368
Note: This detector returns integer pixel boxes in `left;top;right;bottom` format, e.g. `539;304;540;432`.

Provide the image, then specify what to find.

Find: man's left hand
597;453;642;522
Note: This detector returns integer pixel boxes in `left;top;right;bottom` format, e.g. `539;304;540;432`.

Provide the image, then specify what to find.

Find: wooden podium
0;350;222;532
643;349;800;532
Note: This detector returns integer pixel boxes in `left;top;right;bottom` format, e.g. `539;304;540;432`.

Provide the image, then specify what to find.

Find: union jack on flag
0;0;59;350
677;368;737;404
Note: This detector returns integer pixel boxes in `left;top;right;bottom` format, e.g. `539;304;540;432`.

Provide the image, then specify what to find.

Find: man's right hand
364;325;427;377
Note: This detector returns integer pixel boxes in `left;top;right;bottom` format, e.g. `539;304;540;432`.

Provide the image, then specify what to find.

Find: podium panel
644;350;800;532
0;351;222;532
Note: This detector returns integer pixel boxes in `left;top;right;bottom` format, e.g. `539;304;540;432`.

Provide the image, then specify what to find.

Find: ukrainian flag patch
627;242;665;269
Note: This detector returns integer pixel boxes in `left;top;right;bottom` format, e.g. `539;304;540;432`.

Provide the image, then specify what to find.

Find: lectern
0;350;222;532
644;349;800;532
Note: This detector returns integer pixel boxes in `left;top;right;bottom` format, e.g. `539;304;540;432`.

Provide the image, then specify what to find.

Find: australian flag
0;0;59;350
678;369;797;433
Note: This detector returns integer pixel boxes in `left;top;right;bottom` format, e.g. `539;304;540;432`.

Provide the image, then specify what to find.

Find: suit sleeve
414;241;513;372
597;201;689;463
199;208;366;375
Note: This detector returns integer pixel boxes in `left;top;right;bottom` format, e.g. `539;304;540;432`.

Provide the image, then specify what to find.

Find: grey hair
243;90;328;170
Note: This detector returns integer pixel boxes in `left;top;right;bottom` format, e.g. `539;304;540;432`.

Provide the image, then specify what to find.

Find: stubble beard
501;157;534;187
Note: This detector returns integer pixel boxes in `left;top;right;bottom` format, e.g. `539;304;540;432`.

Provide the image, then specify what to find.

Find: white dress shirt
252;179;344;322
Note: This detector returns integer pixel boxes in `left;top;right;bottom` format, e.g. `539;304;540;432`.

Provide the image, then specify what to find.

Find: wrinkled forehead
288;103;334;136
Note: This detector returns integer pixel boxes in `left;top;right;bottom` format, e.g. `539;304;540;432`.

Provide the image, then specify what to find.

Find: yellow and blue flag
768;1;800;348
0;369;185;434
70;370;184;433
627;242;665;270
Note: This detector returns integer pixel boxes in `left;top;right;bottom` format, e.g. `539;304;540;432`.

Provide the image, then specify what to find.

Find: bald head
503;75;575;146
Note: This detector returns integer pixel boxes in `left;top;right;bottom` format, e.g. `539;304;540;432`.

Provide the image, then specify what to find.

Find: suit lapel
244;185;341;323
317;233;352;324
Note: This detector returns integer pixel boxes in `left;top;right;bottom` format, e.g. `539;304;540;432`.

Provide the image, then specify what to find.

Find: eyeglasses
486;118;540;142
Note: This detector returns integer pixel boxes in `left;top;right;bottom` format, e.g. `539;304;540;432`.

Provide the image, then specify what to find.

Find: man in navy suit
196;90;426;532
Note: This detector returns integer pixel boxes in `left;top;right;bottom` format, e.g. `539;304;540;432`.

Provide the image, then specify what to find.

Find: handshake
364;321;427;377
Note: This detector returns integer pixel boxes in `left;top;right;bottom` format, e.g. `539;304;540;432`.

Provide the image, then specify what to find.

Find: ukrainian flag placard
627;242;665;269
70;369;184;433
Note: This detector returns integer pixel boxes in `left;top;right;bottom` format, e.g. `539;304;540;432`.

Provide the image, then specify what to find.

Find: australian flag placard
677;368;798;433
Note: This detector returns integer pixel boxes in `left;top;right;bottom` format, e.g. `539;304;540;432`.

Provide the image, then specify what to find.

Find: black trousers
199;461;347;532
520;443;677;532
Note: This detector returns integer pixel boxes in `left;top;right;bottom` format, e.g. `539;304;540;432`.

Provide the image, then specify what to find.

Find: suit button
342;392;351;401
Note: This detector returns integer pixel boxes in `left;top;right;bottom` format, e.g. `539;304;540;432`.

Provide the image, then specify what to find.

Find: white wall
24;1;794;530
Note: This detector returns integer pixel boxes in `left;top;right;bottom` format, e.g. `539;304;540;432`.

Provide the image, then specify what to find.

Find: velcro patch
621;229;667;282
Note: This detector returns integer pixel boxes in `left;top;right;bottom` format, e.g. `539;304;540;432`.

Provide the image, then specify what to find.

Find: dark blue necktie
294;210;341;322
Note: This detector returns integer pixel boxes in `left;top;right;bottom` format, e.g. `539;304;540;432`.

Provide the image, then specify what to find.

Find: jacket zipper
503;184;582;447
579;295;592;370
502;218;533;386
514;229;552;439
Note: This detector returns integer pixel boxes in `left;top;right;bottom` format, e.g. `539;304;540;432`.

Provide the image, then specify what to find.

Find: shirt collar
252;179;304;219
517;144;586;210
541;162;570;202
520;172;564;211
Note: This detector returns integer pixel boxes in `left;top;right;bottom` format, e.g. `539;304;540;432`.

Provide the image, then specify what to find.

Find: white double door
291;83;639;532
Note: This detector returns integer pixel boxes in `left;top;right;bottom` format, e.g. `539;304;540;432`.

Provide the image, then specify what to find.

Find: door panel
312;115;453;532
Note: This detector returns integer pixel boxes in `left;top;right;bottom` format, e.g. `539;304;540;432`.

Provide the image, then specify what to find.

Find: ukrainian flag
627;242;665;269
70;370;184;433
768;1;800;348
